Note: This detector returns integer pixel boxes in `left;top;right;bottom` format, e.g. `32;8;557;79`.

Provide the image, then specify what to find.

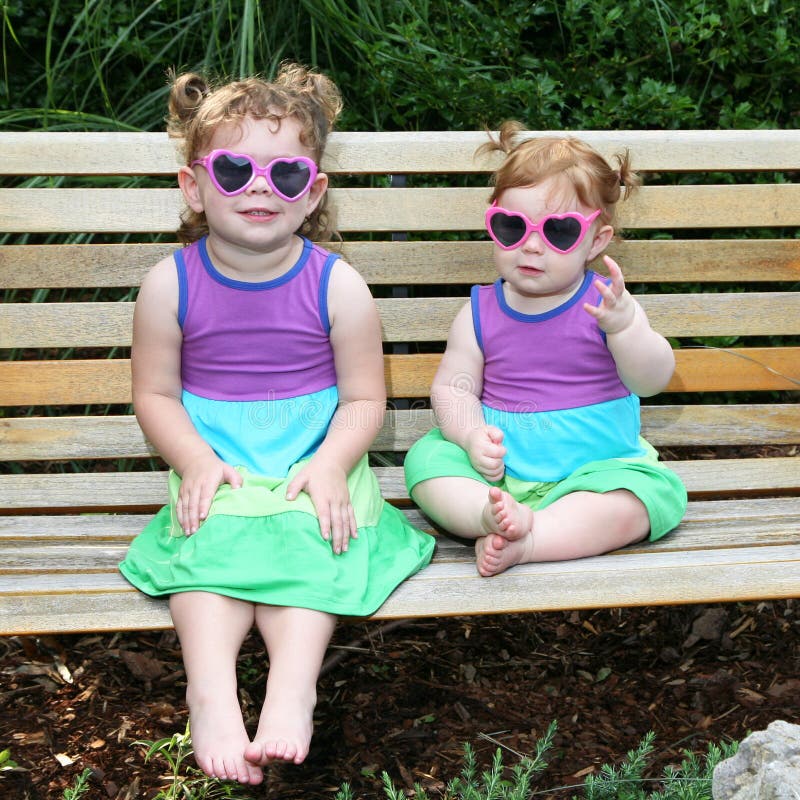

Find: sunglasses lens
211;154;253;194
489;212;527;248
270;160;313;199
542;216;582;252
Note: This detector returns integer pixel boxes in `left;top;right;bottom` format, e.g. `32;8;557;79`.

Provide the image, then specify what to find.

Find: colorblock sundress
120;237;435;616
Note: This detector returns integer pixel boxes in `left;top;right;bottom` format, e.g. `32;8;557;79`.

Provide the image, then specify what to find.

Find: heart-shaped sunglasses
485;203;601;254
191;150;318;202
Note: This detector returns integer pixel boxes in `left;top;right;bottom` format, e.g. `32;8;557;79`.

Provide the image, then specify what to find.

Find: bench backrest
1;130;799;515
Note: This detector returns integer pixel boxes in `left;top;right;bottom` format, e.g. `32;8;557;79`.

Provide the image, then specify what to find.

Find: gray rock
713;720;800;799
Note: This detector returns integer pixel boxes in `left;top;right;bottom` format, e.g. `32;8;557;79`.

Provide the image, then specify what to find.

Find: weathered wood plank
3;130;800;175
3;406;800;464
2;543;798;634
3;498;799;572
2;407;799;463
3;292;799;348
1;458;798;513
3;239;799;289
2;346;797;406
2;184;798;234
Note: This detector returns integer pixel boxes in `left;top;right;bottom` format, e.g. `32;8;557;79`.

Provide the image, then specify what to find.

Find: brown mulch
2;601;799;799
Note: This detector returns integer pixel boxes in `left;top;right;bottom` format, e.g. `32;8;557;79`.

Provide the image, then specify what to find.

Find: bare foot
187;688;263;784
244;690;316;766
475;530;535;577
481;486;533;542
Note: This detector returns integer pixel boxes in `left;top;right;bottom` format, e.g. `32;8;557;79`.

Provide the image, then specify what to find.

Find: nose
520;230;544;252
247;173;271;194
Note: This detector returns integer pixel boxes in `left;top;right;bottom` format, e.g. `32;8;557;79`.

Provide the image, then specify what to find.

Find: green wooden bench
1;129;799;635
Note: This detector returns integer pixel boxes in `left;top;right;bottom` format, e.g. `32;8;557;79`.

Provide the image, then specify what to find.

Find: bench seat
1;130;798;635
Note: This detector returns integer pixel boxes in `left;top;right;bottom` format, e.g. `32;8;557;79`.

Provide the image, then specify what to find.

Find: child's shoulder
138;251;180;301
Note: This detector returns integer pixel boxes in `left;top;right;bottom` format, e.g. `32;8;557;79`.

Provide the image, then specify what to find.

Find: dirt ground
2;600;799;799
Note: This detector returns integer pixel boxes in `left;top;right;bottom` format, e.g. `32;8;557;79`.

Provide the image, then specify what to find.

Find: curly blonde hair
167;62;343;244
478;121;639;227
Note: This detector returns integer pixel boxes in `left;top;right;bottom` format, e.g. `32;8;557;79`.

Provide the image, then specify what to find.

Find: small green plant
62;768;93;800
134;724;254;800
581;732;738;799
339;726;738;800
0;749;20;772
343;720;556;800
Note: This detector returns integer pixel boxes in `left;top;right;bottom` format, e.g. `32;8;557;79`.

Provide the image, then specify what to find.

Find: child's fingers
318;499;357;554
480;455;505;482
316;504;332;542
221;463;243;490
285;471;307;501
583;300;601;320
332;503;349;553
486;425;505;445
602;255;627;291
179;481;212;535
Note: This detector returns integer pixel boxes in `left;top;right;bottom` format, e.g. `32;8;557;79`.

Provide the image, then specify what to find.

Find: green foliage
1;0;309;129
0;747;20;771
579;732;738;799
128;722;737;800
298;0;798;130
133;725;254;800
336;727;738;799
62;768;93;800
359;719;555;799
1;0;797;132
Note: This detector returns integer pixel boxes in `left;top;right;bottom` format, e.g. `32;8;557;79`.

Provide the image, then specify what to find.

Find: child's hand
177;455;242;535
466;425;506;483
584;256;637;335
286;457;357;555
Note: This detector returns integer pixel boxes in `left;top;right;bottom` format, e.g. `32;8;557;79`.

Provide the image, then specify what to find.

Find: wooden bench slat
3;498;799;571
2;184;799;234
2;407;799;464
1;408;798;463
2;346;797;406
4;292;800;348
641;405;800;448
0;514;152;540
3;239;799;290
3;130;800;175
1;459;797;514
2;543;798;634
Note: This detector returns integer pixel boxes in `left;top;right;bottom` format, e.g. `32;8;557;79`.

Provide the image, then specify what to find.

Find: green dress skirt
120;456;435;617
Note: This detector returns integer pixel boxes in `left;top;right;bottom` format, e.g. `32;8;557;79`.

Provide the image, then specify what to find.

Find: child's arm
585;256;676;397
430;303;506;482
285;260;386;555
132;258;242;535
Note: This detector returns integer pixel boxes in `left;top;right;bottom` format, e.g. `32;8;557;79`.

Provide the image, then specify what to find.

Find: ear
587;224;614;262
304;172;329;215
178;166;205;214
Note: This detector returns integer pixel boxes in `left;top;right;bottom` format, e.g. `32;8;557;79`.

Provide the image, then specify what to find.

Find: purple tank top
177;237;338;401
473;272;631;412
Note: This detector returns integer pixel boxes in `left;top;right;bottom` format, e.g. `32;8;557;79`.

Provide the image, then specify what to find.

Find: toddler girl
120;64;434;784
404;122;686;577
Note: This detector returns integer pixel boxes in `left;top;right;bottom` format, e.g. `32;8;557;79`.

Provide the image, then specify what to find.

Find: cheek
493;248;513;271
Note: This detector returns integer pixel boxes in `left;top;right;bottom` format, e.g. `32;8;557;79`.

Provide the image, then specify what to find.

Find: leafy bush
2;0;797;132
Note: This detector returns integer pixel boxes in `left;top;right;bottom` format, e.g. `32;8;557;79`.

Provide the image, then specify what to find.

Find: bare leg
169;592;263;784
476;489;650;576
244;606;336;766
411;476;498;538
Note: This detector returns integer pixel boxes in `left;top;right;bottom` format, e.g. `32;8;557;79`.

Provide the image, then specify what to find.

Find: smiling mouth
241;209;276;218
